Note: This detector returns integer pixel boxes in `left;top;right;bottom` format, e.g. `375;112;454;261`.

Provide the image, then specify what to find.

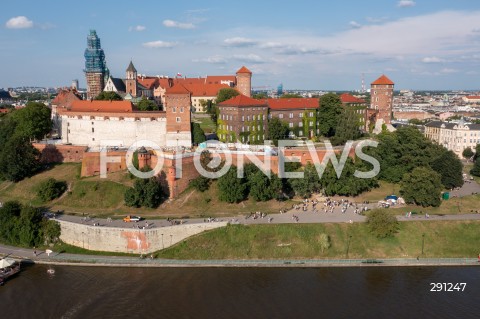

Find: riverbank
1;220;480;268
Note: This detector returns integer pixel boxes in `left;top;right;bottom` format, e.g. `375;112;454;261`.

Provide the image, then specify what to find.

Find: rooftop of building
236;66;252;74
339;93;366;104
371;74;394;85
218;94;266;107
267;98;318;110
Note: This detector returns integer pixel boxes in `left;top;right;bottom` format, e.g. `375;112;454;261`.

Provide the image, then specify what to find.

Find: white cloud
163;19;195;29
142;40;178;48
5;16;33;29
192;55;227;64
129;25;146;32
259;42;285;49
440;68;458;74
349;21;362;29
397;1;416;8
223;37;258;47
422;56;445;63
233;54;266;63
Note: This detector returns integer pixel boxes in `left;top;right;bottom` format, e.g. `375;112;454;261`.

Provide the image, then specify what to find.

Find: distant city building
84;30;109;100
462;95;480;104
424;119;480;156
277;83;284;96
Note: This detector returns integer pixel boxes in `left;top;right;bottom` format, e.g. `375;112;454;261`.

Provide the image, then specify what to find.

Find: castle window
180;107;184;113
176;117;181;122
92;128;94;133
289;123;293;128
279;114;284;119
299;113;303;118
309;112;314;117
173;107;176;113
289;113;293;118
242;116;245;121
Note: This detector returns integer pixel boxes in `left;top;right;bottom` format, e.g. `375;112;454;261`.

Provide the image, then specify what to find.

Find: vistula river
0;265;478;318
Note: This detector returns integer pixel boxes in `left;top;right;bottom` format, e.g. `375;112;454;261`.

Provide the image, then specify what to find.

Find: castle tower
84;30;108;100
165;83;192;148
125;60;138;97
370;74;394;124
236;66;252;97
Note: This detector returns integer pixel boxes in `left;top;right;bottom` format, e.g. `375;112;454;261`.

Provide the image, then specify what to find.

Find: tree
192;122;206;145
95;91;123;101
400;166;443;207
463;147;474;159
136;97;158;111
289;163;321;198
217;166;247;203
318;233;331;252
471;157;480;177
37;178;67;202
331;108;362;146
0;136;40;181
12;102;52;140
430;150;463;189
190;176;210;192
320;157;378;197
252;92;268;99
474;144;480;160
267;117;289;146
366;209;399;238
248;170;283;202
124;177;164;208
280;93;302;98
318;93;343;137
216;88;240;104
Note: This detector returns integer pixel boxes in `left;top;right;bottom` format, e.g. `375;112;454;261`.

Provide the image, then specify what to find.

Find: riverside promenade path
1;242;478;268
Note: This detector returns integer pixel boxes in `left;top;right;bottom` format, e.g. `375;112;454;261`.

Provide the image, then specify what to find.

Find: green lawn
193;116;216;133
157;220;480;260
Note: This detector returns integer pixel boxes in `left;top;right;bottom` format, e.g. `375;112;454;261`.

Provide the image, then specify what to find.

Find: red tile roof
70;100;134;113
236;66;252;74
0;108;9;113
206;76;236;84
51;89;82;108
371;74;394;85
218;94;266;107
183;83;231;97
267;98;318;110
166;83;191;95
465;96;480;99
340;93;366;104
137;77;159;90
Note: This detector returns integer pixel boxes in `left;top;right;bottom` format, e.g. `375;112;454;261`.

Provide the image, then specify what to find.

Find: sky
2;0;480;90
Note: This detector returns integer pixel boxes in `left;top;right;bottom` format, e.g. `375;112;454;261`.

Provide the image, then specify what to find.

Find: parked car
123;215;142;222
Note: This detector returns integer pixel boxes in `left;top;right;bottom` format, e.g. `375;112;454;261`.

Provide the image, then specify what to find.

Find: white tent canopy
0;258;16;268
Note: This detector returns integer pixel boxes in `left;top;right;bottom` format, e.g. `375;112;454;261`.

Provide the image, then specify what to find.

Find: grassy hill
157;220;480;259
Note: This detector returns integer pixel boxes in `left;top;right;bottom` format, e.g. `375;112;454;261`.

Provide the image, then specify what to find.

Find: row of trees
370;126;463;207
0;201;60;247
0;102;52;181
189;151;379;203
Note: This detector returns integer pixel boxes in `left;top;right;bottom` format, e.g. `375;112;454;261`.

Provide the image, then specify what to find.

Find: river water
0;265;478;318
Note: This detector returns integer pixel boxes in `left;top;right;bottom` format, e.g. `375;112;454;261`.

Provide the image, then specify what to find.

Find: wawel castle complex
52;30;395;150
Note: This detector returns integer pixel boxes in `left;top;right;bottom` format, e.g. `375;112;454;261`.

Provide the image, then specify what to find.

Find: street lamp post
346;235;352;259
170;234;173;246
161;233;164;249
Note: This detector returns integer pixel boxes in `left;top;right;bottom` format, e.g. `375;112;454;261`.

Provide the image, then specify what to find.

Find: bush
366;209;399;238
190;176;210;192
37;178;67;202
124;177;164;208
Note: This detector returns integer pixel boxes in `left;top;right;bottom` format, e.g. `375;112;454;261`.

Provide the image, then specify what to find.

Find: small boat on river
0;257;21;286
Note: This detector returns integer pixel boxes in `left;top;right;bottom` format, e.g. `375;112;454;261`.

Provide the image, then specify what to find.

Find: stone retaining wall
57;220;227;254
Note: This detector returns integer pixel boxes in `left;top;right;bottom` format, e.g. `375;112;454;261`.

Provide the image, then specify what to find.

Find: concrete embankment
57;220;228;254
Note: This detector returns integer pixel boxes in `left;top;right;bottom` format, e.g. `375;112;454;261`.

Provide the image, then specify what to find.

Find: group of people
245;211;267;220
